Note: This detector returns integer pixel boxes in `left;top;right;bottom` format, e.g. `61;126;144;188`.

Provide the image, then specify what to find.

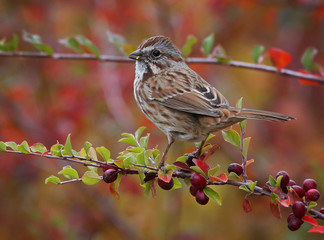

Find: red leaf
242;198;252;213
302;215;318;226
192;159;210;176
173;161;191;171
308;225;324;233
209;173;228;182
270;199;282;219
201;144;219;161
298;69;319;86
287;188;301;204
158;169;174;183
269;48;292;71
280;198;290;208
42;150;49;156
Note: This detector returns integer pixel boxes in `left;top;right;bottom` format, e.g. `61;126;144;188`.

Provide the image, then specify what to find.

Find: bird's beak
128;49;143;60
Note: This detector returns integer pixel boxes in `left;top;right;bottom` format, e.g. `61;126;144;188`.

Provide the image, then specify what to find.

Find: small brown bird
129;36;294;168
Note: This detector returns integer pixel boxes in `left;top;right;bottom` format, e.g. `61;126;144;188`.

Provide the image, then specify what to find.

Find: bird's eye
152;50;161;57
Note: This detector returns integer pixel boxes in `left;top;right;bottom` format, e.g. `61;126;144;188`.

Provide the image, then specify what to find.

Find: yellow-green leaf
81;170;101;185
45;175;61;184
58;165;79;180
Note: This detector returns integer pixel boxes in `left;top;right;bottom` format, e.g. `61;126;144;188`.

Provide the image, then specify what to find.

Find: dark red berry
320;207;324;214
144;172;157;182
195;189;209;205
292;201;306;219
306;189;320;201
288;179;297;186
291;185;305;198
190;185;198;196
276;171;290;188
190;173;207;189
102;165;114;172
303;179;317;191
287;213;295;223
103;169;118;183
288;216;304;231
228;163;243;176
157;178;174;190
185;156;195;167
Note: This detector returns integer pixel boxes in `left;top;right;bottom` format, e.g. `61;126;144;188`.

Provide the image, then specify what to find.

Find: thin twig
0;51;323;84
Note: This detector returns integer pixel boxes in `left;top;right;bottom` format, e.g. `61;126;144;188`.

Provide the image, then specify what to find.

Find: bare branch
0;51;323;84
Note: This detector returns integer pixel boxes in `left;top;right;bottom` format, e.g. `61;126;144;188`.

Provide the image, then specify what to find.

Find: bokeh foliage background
0;0;324;239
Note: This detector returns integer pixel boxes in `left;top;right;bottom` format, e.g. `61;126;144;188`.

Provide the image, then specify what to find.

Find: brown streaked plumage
129;36;294;168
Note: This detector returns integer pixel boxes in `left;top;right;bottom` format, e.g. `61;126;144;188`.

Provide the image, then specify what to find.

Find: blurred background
0;0;324;239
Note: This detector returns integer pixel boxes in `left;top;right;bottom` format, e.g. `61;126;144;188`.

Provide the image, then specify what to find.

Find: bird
128;36;294;168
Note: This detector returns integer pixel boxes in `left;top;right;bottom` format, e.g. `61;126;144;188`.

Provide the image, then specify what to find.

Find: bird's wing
145;68;230;117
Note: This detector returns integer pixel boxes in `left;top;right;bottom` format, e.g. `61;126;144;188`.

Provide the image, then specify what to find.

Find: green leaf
30;143;47;154
61;134;72;156
301;47;318;71
239;185;251;193
59;37;84;53
202;33;215;55
269;175;276;187
119;133;138;146
228;171;242;180
23;31;53;56
81;170;101;185
181;35;197;58
96;146;110;162
275;175;283;188
139;134;149;149
45;175;61;184
18;140;30;153
242;137;251;159
252;45;264;63
0;35;19;52
0;141;6;151
50;143;63;157
175;155;187;163
205;134;215;143
134;126;145;140
215;56;231;64
307;201;317;212
222;129;241;147
203;187;222;205
5;141;18;151
84;141;92;155
239;120;247;132
106;30;128;55
270;192;280;204
58;165;79;180
87;147;98;161
190;166;207;178
123;154;137;168
248;181;257;192
76;35;100;59
208;165;220;176
236;97;243;108
171;177;182;190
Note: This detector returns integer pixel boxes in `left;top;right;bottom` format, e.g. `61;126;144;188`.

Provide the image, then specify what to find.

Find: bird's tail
233;108;295;122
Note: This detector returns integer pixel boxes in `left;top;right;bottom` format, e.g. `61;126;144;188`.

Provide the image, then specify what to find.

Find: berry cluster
274;171;321;231
190;172;208;205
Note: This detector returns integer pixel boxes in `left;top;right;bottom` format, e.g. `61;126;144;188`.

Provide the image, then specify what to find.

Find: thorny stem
0;51;323;84
2;149;324;221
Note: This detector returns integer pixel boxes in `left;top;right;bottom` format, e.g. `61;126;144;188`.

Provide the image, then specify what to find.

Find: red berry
306;189;320;201
288;216;304;231
190;173;207;189
288;179;296;186
103;169;118;183
292;201;306;219
190;185;198;196
195;189;209;205
157;178;174;190
276;171;290;188
320;207;324;214
303;178;317;191
291;185;305;198
185;156;195;167
144;172;157;182
228;163;243;176
287;213;295;223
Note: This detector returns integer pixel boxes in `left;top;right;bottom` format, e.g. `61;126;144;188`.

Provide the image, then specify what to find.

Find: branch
0;51;323;84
